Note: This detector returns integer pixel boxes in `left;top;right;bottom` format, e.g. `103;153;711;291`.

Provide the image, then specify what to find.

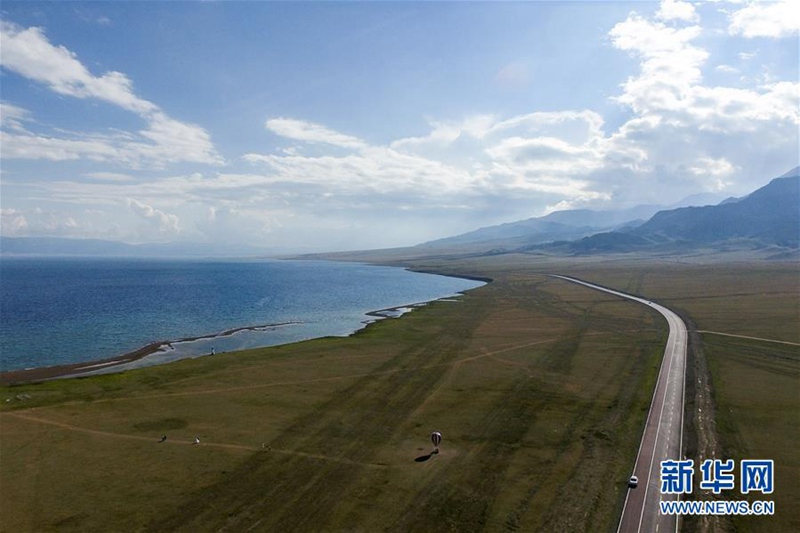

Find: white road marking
549;275;687;533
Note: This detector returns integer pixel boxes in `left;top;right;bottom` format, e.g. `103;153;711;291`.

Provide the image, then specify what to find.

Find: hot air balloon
431;431;442;453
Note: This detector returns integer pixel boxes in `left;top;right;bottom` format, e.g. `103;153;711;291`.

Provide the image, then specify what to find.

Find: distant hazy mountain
412;167;798;259
565;168;799;254
418;218;599;249
538;204;665;228
1;237;132;256
419;192;728;252
0;237;273;258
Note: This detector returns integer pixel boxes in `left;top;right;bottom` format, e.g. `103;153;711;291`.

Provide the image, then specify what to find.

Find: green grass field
1;257;797;532
548;259;800;532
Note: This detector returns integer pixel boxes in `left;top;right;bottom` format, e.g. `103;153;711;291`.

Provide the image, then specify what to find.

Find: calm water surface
0;258;484;372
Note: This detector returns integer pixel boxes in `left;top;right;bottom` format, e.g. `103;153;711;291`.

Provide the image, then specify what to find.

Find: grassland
1;256;797;532
541;259;800;533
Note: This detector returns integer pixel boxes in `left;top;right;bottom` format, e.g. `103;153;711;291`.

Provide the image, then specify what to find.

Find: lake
0;258;484;373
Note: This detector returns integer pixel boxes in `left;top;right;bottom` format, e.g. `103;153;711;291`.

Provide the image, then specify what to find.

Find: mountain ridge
556;170;799;255
423;167;798;257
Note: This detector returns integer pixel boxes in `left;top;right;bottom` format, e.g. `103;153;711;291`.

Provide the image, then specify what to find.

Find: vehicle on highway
628;475;638;488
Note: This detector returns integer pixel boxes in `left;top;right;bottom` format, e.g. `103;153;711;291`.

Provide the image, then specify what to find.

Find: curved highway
550;275;687;533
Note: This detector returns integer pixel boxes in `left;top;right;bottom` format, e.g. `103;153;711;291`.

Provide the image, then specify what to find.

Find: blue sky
1;0;798;251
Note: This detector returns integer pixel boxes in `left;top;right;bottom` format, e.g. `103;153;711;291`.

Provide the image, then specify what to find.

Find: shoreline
0;284;486;386
0;321;300;386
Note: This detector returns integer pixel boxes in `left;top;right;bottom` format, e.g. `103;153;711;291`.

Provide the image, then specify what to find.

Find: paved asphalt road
550;275;688;533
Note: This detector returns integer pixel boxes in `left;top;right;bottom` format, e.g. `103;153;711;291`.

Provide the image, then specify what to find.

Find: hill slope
633;171;799;247
563;169;799;254
419;192;729;253
419;218;598;249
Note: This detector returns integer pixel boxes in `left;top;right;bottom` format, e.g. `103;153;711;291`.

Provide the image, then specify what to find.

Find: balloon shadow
414;449;439;462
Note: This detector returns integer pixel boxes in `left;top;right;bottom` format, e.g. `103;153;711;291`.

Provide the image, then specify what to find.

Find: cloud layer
1;1;798;250
728;0;799;38
0;21;222;167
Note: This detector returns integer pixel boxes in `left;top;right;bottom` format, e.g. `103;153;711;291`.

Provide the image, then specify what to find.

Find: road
550;275;687;533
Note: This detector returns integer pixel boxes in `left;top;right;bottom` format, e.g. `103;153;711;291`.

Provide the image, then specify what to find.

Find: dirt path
3;411;254;451
697;330;800;346
2;411;389;468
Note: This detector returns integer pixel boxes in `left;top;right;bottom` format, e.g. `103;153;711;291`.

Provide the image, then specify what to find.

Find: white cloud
686;157;737;189
533;5;800;206
196;205;273;244
0;111;223;168
127;198;180;235
245;146;475;195
685;82;799;131
694;159;736;180
249;109;614;211
85;172;135;182
0;207;94;237
729;0;799;38
136;112;223;166
485;136;603;175
266;118;366;149
0;129;119;161
609;9;799;131
715;64;740;74
610;15;707;116
34;172;254;209
0;21;155;114
388;115;496;164
389;111;608;188
487;111;605;145
0;21;223;167
0;208;29;235
0;101;32;131
390;121;465;152
657;0;700;23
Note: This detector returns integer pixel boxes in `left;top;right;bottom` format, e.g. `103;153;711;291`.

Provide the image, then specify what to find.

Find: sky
1;0;798;252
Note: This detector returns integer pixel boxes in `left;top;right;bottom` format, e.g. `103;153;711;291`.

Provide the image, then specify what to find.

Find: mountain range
419;194;732;251
417;167;798;258
561;168;798;254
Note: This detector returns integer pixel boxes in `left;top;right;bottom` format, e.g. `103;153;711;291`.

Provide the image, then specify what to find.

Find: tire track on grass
20;337;566;410
147;309;491;532
2;411;388;468
697;330;800;346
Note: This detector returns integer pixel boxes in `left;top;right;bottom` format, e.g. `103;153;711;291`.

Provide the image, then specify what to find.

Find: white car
628;475;639;488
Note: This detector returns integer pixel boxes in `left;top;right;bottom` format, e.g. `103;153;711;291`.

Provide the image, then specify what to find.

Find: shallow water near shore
0;257;484;373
